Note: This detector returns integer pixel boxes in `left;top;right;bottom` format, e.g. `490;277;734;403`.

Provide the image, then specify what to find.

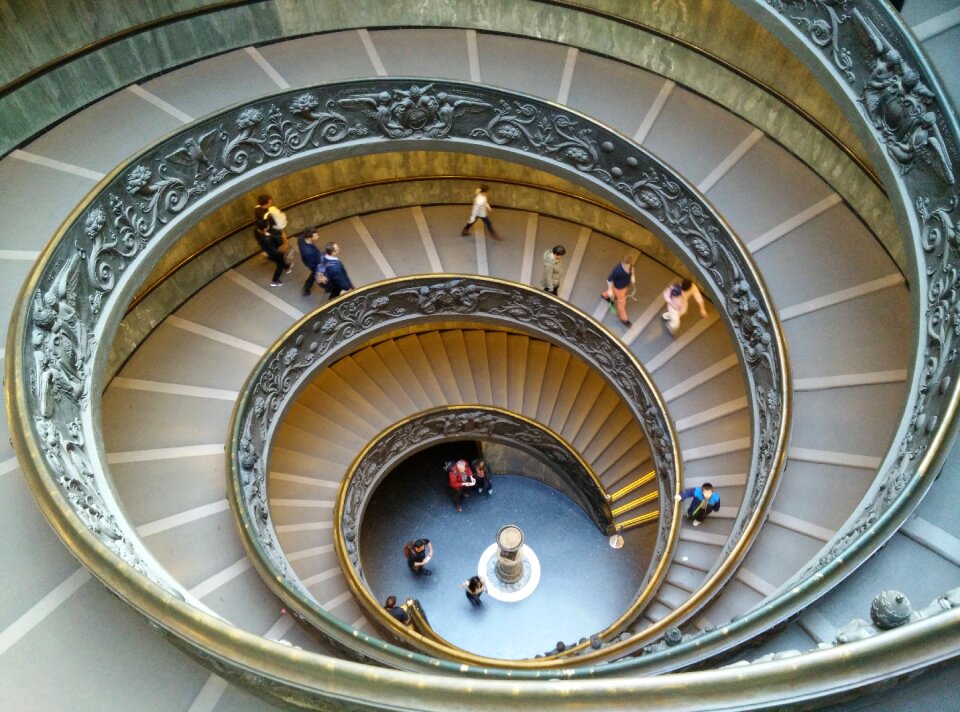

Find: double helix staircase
2;2;960;709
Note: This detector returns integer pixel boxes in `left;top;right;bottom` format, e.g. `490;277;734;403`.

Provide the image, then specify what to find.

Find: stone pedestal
495;524;525;584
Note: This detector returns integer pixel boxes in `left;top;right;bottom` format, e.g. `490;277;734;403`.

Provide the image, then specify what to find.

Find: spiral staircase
2;2;960;710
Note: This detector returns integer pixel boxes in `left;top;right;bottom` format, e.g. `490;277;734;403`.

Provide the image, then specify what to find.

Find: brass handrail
609;471;657;502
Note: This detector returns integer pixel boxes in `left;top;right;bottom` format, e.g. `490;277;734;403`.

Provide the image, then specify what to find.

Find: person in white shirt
662;279;707;335
460;185;500;239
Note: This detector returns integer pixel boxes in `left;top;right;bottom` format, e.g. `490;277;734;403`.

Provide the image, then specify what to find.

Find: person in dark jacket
383;595;411;625
254;194;290;287
601;255;636;327
472;458;492;495
676;483;720;526
321;241;354;299
298;227;322;296
406;539;433;576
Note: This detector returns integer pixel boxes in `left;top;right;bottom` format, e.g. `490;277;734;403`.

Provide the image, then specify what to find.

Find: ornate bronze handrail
227;278;680;669
7;77;786;696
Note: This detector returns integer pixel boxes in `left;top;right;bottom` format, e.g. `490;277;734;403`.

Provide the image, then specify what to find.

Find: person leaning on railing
384;595;412;626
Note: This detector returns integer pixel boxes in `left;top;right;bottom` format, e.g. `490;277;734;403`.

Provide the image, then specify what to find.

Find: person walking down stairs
602;255;636;327
542;245;566;295
461;185;501;239
316;242;354;299
384;595;412;626
253;194;292;287
662;279;707;335
297;227;322;296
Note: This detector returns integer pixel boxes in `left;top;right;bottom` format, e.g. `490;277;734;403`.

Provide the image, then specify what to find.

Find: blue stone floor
360;449;652;660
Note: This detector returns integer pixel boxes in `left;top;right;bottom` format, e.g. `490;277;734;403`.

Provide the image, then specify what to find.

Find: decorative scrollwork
852;10;955;184
767;0;856;83
339;83;491;139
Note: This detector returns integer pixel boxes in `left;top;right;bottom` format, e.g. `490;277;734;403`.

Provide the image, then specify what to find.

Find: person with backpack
405;539;433;576
254;194;291;287
297;227;322;296
316;242;354;299
662;279;707;335
601;255;636;327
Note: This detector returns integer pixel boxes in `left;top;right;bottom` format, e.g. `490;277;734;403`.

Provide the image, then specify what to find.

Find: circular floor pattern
478;542;542;602
360;452;653;660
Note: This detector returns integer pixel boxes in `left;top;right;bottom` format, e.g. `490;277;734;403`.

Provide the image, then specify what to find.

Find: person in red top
447;459;476;512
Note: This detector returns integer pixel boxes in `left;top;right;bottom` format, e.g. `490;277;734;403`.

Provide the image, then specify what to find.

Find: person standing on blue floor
406;539;433;576
459;576;485;607
319;241;354;299
675;483;720;527
472;458;492;495
601;254;636;327
297;227;323;296
447;459;476;512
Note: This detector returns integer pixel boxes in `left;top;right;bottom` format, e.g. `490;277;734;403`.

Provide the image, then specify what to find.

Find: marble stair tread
781;288;911;377
704;136;835;243
580;402;637;462
111;454;227;527
369;28;473;80
172;272;299;347
0;157;102;252
101;388;233;453
0;472;88;634
295;382;384;441
139;48;280;125
439;330;481;404
556;371;609;443
565;51;672;138
272;421;363;464
255;30;384;88
461;329;496;405
371;339;438;411
643;84;758;188
570;388;623;451
504;333;530;414
113;320;262;390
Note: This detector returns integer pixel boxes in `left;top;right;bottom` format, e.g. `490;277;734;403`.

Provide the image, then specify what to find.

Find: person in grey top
542;245;566;295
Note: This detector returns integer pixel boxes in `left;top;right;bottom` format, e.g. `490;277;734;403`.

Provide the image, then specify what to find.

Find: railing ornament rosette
229;277;680;667
8;77;786;684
